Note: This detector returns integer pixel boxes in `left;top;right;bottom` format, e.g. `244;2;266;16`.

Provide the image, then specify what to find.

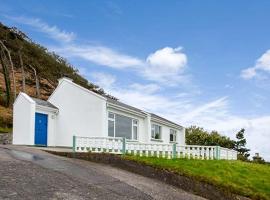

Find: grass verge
0;127;12;133
124;156;270;200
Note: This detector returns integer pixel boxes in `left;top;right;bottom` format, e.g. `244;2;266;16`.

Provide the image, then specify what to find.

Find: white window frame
132;119;138;141
151;124;162;140
108;112;138;140
108;112;115;137
170;129;177;142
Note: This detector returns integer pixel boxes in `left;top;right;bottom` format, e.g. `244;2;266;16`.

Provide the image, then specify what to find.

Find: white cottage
13;77;185;147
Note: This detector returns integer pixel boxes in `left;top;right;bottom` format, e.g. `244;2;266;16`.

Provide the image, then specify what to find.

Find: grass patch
124;156;270;199
0;127;12;133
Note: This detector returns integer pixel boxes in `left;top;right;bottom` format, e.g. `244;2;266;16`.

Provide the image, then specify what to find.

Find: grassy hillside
125;156;270;200
0;22;109;131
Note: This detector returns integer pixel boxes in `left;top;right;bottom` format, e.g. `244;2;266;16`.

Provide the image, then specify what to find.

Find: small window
170;129;177;142
151;124;161;139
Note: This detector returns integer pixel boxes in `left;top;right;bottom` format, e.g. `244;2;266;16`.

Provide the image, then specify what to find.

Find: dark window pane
108;120;114;137
115;114;132;139
170;134;173;141
133;126;137;140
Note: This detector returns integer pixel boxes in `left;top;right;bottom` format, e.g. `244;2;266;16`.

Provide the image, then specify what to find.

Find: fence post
215;146;220;160
122;137;126;155
172;143;177;159
72;135;76;158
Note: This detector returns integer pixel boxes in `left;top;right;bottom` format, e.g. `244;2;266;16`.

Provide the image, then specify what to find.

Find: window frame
108;112;115;137
151;123;162;140
132;119;138;141
108;112;139;140
170;129;177;142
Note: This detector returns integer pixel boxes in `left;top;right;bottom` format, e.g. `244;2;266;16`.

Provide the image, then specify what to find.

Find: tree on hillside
0;40;16;99
252;153;265;164
0;45;11;107
234;128;250;161
185;126;235;149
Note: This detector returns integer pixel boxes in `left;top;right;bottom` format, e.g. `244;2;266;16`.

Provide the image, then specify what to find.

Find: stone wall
0;133;12;144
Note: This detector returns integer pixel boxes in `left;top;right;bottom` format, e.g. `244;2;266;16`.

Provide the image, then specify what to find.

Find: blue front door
35;113;48;146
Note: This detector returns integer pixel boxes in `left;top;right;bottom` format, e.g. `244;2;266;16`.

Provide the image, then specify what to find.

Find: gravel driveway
0;145;206;200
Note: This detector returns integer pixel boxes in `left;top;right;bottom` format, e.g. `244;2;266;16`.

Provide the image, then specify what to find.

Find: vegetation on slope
0;22;113;130
125;156;270;200
185;126;236;149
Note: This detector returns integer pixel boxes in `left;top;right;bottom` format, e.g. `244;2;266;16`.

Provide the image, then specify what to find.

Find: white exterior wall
178;127;186;145
48;79;107;147
13;93;35;145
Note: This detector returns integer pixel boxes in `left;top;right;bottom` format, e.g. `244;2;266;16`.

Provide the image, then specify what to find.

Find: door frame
34;112;48;146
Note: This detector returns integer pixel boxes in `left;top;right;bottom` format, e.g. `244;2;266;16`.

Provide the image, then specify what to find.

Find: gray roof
106;97;182;128
106;97;144;114
31;97;58;109
150;113;182;128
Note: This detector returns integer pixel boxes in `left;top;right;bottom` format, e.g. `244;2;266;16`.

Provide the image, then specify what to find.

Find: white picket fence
220;147;238;160
73;136;237;160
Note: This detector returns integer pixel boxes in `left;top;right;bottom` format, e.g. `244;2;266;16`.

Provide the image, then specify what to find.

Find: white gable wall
13;93;35;145
48;79;107;147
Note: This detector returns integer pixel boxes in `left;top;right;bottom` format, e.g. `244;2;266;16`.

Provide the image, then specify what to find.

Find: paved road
0;145;206;200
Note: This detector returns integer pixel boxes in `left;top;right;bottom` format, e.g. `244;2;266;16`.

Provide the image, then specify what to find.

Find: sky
1;0;270;161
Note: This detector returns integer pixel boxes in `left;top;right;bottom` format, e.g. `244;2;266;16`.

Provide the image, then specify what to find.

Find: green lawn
124;156;270;200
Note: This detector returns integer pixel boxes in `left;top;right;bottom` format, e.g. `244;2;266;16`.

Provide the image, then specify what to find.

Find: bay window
108;112;138;140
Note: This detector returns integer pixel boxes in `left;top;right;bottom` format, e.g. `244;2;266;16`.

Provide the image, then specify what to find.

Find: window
132;119;138;140
108;112;138;140
170;129;177;142
115;114;132;139
151;124;161;139
108;112;115;137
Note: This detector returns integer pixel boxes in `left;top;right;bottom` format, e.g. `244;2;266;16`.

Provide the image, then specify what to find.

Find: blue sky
1;0;270;160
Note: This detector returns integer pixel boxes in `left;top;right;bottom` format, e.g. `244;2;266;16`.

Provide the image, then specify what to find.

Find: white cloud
90;72;116;88
182;97;228;122
54;45;144;68
143;47;187;82
241;50;270;79
53;45;189;85
256;50;270;71
241;67;257;79
5;15;75;42
129;83;161;94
